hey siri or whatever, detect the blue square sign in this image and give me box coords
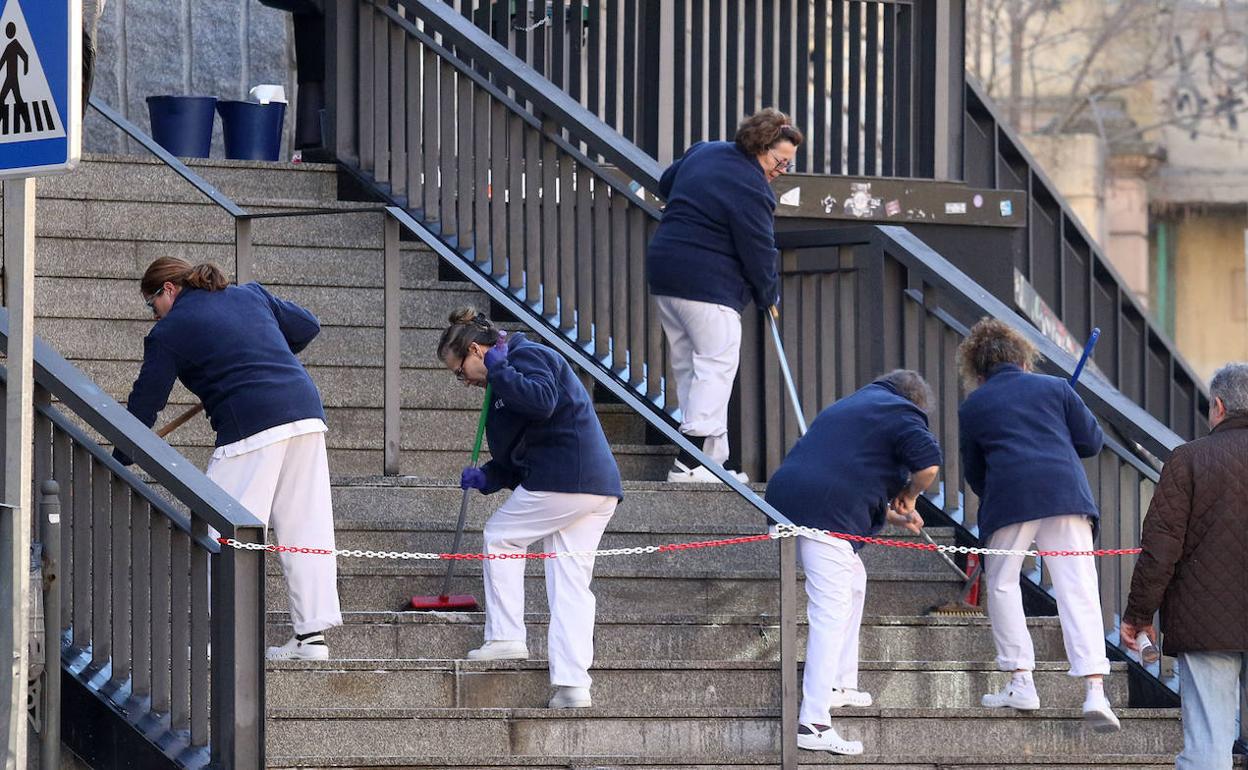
[0,0,79,179]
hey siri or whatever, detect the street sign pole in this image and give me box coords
[0,176,35,770]
[0,0,81,764]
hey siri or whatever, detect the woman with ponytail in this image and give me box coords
[438,307,622,709]
[116,256,342,661]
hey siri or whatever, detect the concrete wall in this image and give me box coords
[84,0,295,159]
[1171,210,1248,382]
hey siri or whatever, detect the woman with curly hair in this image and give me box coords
[646,108,803,483]
[956,318,1119,732]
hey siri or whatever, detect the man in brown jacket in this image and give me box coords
[1121,362,1248,770]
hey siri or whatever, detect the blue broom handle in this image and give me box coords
[1071,328,1100,385]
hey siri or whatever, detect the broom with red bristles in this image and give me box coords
[409,384,492,612]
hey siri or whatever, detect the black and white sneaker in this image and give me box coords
[267,631,329,661]
[796,723,864,755]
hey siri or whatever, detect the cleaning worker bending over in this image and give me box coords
[957,318,1119,732]
[115,257,342,660]
[765,370,941,756]
[438,307,622,709]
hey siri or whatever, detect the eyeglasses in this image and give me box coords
[768,151,793,173]
[144,286,165,317]
[453,359,469,383]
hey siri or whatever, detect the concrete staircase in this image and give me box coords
[17,155,1212,768]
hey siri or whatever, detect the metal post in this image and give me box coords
[383,213,401,475]
[235,218,255,285]
[1,177,36,770]
[38,481,60,770]
[209,522,265,768]
[930,0,965,181]
[778,535,799,770]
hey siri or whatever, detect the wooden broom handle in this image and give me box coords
[156,403,205,438]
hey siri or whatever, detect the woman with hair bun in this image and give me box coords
[115,256,342,661]
[647,107,803,483]
[437,306,621,709]
[956,318,1119,732]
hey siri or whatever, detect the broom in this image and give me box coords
[157,403,205,438]
[927,327,1102,618]
[409,384,491,612]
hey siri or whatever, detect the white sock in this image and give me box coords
[1085,678,1104,696]
[1011,671,1033,686]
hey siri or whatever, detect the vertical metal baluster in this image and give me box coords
[406,36,422,214]
[489,100,509,280]
[109,477,131,685]
[52,428,71,632]
[593,183,611,361]
[473,87,491,263]
[813,0,829,173]
[609,193,629,373]
[130,498,152,703]
[575,167,594,345]
[71,445,91,650]
[524,124,542,306]
[622,0,637,141]
[627,207,646,388]
[708,0,722,138]
[457,68,475,251]
[190,520,210,747]
[389,20,407,199]
[422,46,440,223]
[557,153,577,331]
[90,464,111,670]
[831,0,845,173]
[150,513,172,717]
[896,3,913,177]
[864,1,879,175]
[359,4,376,175]
[881,2,897,176]
[440,63,459,239]
[794,0,810,171]
[373,6,390,186]
[170,527,191,734]
[540,130,560,317]
[507,112,526,294]
[847,1,862,175]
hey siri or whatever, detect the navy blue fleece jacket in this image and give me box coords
[646,141,780,312]
[765,382,943,551]
[478,332,623,499]
[114,283,325,464]
[958,365,1104,542]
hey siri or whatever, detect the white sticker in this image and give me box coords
[778,186,801,206]
[945,202,967,214]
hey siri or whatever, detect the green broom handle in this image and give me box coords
[469,383,492,467]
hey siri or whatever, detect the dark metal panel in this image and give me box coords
[847,1,862,174]
[674,0,688,153]
[743,0,758,116]
[831,0,845,174]
[708,0,724,138]
[1062,234,1090,343]
[588,0,602,116]
[881,2,896,176]
[761,0,775,111]
[1029,183,1061,312]
[690,0,705,140]
[894,1,911,176]
[1119,307,1144,406]
[864,1,879,176]
[552,0,566,89]
[605,0,620,130]
[405,36,421,211]
[726,0,740,133]
[53,426,72,631]
[489,100,509,279]
[812,0,828,173]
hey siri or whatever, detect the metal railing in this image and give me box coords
[962,79,1210,440]
[430,0,963,176]
[0,314,266,769]
[766,225,1181,693]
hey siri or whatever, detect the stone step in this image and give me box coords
[264,707,1182,763]
[267,571,965,616]
[32,237,440,287]
[265,756,1237,770]
[34,154,341,206]
[265,659,1130,711]
[268,614,1046,664]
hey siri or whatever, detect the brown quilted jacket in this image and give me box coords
[1123,415,1248,653]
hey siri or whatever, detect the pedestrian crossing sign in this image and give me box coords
[0,0,79,179]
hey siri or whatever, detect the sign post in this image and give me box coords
[0,0,79,767]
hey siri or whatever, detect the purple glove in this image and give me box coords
[483,330,509,370]
[460,467,487,490]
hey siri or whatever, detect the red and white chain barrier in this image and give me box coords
[216,523,1141,561]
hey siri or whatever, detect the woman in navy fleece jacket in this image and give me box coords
[957,318,1118,732]
[116,257,341,661]
[646,108,802,483]
[439,307,621,710]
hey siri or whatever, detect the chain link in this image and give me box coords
[217,526,1141,561]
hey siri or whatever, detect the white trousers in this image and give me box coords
[798,533,867,726]
[206,430,343,635]
[984,514,1110,677]
[655,295,742,465]
[482,485,617,687]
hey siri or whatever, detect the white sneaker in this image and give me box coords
[666,460,749,484]
[466,640,530,661]
[1082,692,1121,733]
[266,633,329,661]
[829,688,873,708]
[548,685,592,708]
[796,724,864,755]
[981,676,1040,710]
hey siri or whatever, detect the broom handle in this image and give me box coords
[1070,328,1100,385]
[771,306,966,581]
[157,403,205,438]
[439,383,492,598]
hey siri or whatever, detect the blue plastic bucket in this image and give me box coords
[216,100,286,162]
[145,95,217,158]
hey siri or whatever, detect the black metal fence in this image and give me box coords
[962,80,1209,439]
[429,0,962,176]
